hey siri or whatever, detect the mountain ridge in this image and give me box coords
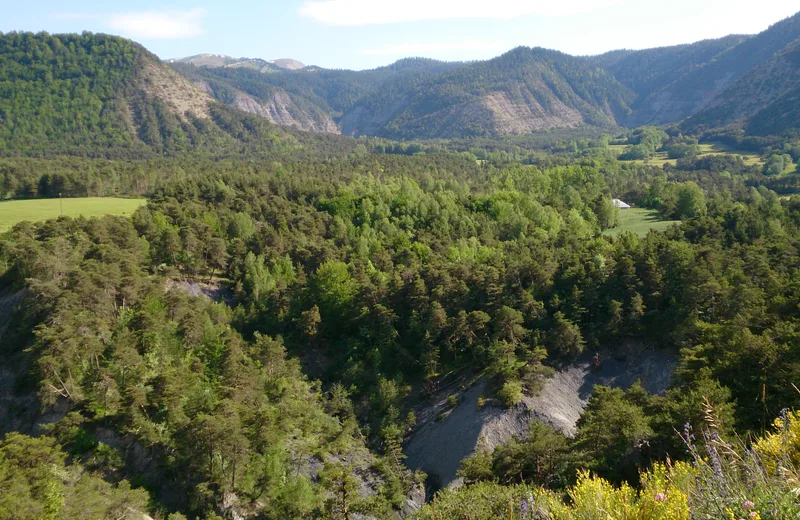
[169,53,306,72]
[0,32,365,158]
[166,11,800,138]
[4,9,800,155]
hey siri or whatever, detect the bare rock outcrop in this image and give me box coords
[483,91,584,134]
[138,61,213,119]
[233,89,340,134]
[403,342,675,491]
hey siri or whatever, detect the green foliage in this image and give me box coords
[0,32,364,159]
[572,386,654,483]
[498,380,524,407]
[619,144,652,160]
[666,142,700,159]
[423,409,800,518]
[460,421,570,489]
[673,181,707,219]
[0,433,150,520]
[548,312,585,357]
[0,215,400,518]
[630,127,669,152]
[763,153,795,175]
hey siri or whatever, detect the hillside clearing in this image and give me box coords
[0,197,146,232]
[603,208,680,237]
[610,142,765,167]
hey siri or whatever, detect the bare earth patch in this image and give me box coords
[403,342,675,491]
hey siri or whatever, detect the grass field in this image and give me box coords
[603,208,681,237]
[610,143,765,168]
[0,197,146,232]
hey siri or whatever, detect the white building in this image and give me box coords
[612,199,631,209]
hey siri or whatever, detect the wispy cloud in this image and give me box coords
[108,8,206,39]
[360,40,507,56]
[52,8,206,40]
[300,0,630,26]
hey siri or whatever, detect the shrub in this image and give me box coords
[498,380,524,407]
[416,411,800,520]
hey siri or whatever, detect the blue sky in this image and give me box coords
[3,0,799,70]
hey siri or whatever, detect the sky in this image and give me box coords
[3,0,800,70]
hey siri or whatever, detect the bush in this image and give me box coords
[498,380,524,407]
[620,144,651,160]
[666,143,700,159]
[417,411,800,520]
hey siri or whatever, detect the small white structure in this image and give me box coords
[612,199,631,209]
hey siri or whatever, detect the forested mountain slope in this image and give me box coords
[684,39,800,135]
[340,47,635,139]
[172,57,465,134]
[165,10,800,139]
[590,35,749,101]
[174,47,634,139]
[0,32,360,158]
[624,11,800,126]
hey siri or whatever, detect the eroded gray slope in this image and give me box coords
[403,342,675,489]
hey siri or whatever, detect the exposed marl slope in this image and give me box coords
[231,88,340,133]
[343,47,634,139]
[169,53,282,72]
[404,343,675,490]
[138,60,213,120]
[271,58,305,70]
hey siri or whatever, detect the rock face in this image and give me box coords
[482,90,584,134]
[231,89,340,134]
[138,61,213,120]
[403,343,675,492]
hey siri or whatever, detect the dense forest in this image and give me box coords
[3,147,800,517]
[2,25,800,520]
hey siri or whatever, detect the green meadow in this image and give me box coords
[603,207,681,237]
[0,197,146,232]
[610,142,765,168]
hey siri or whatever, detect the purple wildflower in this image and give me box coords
[743,500,755,510]
[654,493,667,503]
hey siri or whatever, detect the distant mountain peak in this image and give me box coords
[169,54,304,72]
[270,58,305,70]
